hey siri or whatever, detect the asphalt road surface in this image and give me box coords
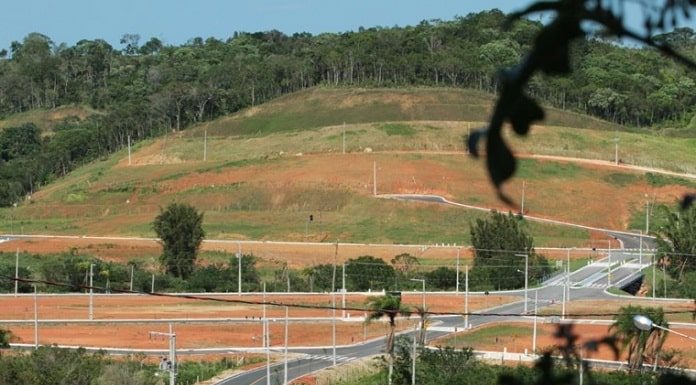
[215,247,648,385]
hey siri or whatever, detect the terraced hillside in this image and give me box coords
[1,88,694,247]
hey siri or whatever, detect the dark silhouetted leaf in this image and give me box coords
[680,193,695,210]
[509,94,545,136]
[467,129,487,158]
[486,129,516,189]
[538,42,571,74]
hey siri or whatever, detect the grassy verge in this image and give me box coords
[642,265,677,299]
[435,324,542,348]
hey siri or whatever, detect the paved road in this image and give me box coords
[215,247,649,385]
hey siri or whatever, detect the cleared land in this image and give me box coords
[540,299,696,323]
[435,322,696,366]
[1,89,694,248]
[1,293,516,349]
[0,293,516,320]
[0,235,613,270]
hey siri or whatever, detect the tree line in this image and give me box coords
[2,10,694,128]
[1,10,695,206]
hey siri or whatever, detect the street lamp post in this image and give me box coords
[633,315,696,342]
[607,240,612,286]
[634,314,696,370]
[236,243,242,296]
[410,279,425,310]
[455,248,460,294]
[515,254,529,313]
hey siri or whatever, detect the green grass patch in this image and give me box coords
[0,104,100,133]
[645,172,696,188]
[602,173,640,187]
[642,265,676,299]
[378,123,417,136]
[437,324,539,347]
[516,159,582,180]
[606,286,630,295]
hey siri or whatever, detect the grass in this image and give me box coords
[4,88,696,248]
[436,324,544,348]
[378,123,417,136]
[0,104,99,133]
[642,265,676,299]
[606,286,630,295]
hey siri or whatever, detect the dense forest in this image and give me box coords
[0,9,695,206]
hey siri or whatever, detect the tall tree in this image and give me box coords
[470,211,548,290]
[153,203,205,279]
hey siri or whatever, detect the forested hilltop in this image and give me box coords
[0,9,695,206]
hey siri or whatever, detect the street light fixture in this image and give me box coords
[633,315,696,342]
[515,253,529,313]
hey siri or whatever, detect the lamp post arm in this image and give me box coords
[652,324,696,343]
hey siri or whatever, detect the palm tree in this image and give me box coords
[610,305,668,370]
[365,294,411,385]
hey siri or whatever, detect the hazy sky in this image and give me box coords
[2,0,694,50]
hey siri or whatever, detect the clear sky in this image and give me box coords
[1,0,694,50]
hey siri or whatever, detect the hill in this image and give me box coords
[191,88,623,137]
[1,88,694,249]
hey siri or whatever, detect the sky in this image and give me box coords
[1,0,694,50]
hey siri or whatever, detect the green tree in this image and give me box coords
[390,253,420,278]
[153,203,205,279]
[424,267,457,290]
[346,255,396,291]
[365,293,411,385]
[0,328,11,349]
[610,305,668,370]
[470,211,548,290]
[656,205,696,281]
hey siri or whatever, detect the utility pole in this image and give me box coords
[411,323,417,385]
[653,253,656,299]
[607,240,612,286]
[342,262,346,319]
[566,248,571,305]
[33,284,38,349]
[14,248,19,296]
[464,265,469,329]
[532,289,538,354]
[265,322,270,385]
[129,265,134,292]
[284,275,289,385]
[151,273,155,293]
[614,137,619,165]
[638,230,643,266]
[561,272,567,321]
[150,324,177,385]
[237,243,242,296]
[373,161,377,196]
[284,304,289,385]
[127,135,132,166]
[515,254,529,313]
[646,200,650,233]
[520,180,526,215]
[455,248,460,294]
[203,129,207,161]
[89,263,94,321]
[262,282,266,347]
[331,241,338,366]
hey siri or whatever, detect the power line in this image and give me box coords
[2,275,694,319]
